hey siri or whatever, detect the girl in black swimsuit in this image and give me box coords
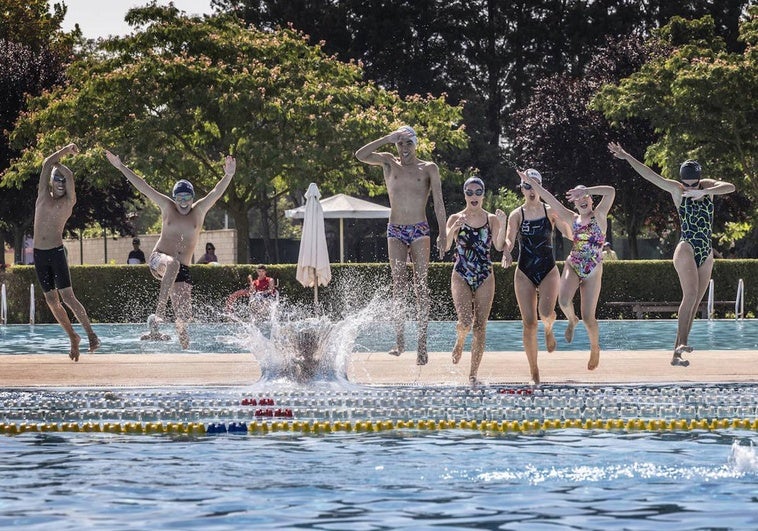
[496,169,560,385]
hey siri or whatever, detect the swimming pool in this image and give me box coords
[0,384,757,529]
[1,318,757,354]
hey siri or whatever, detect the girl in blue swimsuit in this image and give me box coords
[497,168,560,385]
[521,172,615,372]
[609,143,735,366]
[446,177,505,386]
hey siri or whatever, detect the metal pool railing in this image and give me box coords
[1,384,757,436]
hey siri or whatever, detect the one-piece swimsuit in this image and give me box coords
[454,219,493,292]
[517,204,556,287]
[566,216,604,280]
[678,194,714,267]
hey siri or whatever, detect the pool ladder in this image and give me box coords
[706,278,744,320]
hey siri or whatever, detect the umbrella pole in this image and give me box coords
[314,283,319,314]
[339,218,344,263]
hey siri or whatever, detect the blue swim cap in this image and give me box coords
[679,160,701,181]
[172,180,195,197]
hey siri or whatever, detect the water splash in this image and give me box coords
[727,440,758,474]
[231,276,396,387]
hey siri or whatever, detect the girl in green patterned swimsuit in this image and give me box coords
[609,143,735,367]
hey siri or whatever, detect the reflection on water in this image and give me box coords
[1,319,756,354]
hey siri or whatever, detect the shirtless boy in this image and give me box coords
[106,151,235,348]
[33,143,100,361]
[355,126,447,365]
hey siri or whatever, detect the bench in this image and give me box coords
[605,300,737,319]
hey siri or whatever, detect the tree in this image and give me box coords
[212,0,751,197]
[591,11,757,250]
[7,4,466,263]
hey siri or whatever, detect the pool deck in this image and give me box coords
[2,349,757,388]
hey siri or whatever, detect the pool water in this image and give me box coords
[1,319,757,354]
[1,417,756,529]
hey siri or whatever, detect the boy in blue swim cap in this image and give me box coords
[106,151,236,348]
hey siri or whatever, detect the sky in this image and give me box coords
[55,0,215,39]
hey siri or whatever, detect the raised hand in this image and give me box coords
[224,155,236,176]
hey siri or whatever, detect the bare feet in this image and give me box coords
[88,334,101,353]
[671,354,690,367]
[545,328,556,353]
[588,347,600,370]
[671,345,692,366]
[469,376,481,387]
[531,369,540,385]
[69,333,81,362]
[452,342,463,364]
[564,317,579,343]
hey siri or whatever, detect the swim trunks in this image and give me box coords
[33,246,71,292]
[148,251,193,285]
[387,221,431,246]
[678,195,714,267]
[517,204,556,287]
[454,219,493,292]
[566,216,604,280]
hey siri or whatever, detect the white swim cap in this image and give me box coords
[525,168,542,184]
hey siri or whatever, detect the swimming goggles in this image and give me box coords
[520,182,533,190]
[52,174,66,183]
[680,180,700,188]
[465,188,484,196]
[174,192,194,202]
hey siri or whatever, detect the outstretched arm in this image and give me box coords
[428,163,448,258]
[105,150,171,207]
[193,155,235,215]
[608,142,681,196]
[686,178,736,199]
[39,143,78,197]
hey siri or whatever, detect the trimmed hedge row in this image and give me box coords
[0,260,754,324]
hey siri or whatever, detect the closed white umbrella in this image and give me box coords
[295,183,331,307]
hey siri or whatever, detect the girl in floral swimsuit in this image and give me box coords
[445,177,504,386]
[609,143,735,366]
[521,173,615,372]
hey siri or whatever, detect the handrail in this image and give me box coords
[707,279,715,320]
[29,283,35,325]
[1,282,7,325]
[735,278,745,320]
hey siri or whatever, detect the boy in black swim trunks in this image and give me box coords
[33,143,100,361]
[106,150,235,349]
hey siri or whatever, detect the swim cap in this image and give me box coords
[172,179,195,197]
[395,125,418,146]
[463,177,485,190]
[679,160,702,181]
[525,168,542,184]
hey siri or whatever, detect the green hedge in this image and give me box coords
[0,260,754,324]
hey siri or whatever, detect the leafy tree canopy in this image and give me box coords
[592,11,757,206]
[7,3,466,262]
